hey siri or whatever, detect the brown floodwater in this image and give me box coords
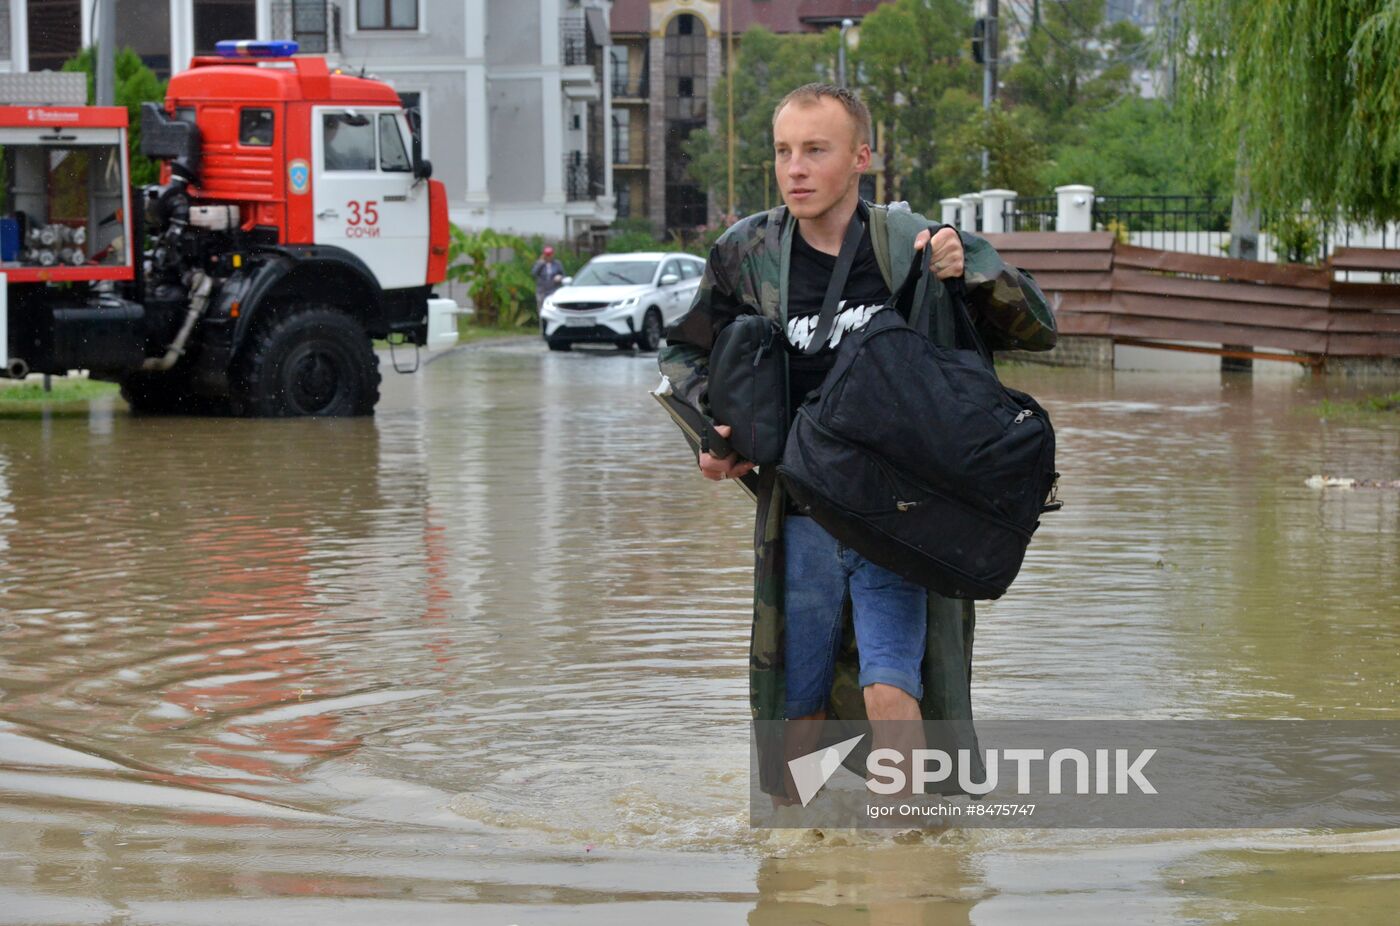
[0,340,1397,924]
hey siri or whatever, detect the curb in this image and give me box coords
[373,335,539,370]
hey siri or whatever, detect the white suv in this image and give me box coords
[539,251,705,352]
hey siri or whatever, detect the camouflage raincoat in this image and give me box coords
[658,202,1057,795]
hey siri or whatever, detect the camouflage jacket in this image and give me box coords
[657,202,1056,796]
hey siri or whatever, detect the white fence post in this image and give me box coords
[940,198,962,227]
[959,193,982,232]
[1056,184,1095,232]
[980,189,1016,234]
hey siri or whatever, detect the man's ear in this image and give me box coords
[854,143,872,174]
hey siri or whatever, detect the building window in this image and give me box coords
[116,0,173,79]
[193,0,257,56]
[27,0,82,73]
[289,0,334,54]
[664,13,708,228]
[611,110,630,164]
[358,0,417,30]
[616,182,631,219]
[239,108,274,146]
[609,46,629,95]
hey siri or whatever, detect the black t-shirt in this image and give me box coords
[785,223,891,409]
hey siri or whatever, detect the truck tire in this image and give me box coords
[120,372,227,416]
[232,307,380,417]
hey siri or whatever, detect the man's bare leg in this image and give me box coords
[864,683,924,800]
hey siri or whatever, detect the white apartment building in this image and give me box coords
[1,0,615,240]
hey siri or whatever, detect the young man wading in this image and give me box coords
[658,84,1057,806]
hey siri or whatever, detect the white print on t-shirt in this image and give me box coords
[786,300,884,351]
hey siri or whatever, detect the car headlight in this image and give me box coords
[609,295,641,309]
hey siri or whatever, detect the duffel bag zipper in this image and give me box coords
[1014,409,1033,424]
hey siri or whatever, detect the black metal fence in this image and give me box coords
[565,153,603,201]
[562,17,589,66]
[1092,195,1231,255]
[270,0,340,56]
[1003,195,1057,232]
[611,74,648,98]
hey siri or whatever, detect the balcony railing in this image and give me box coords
[270,0,341,56]
[610,74,648,98]
[565,153,604,201]
[562,16,589,66]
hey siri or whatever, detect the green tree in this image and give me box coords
[853,0,981,209]
[62,47,167,185]
[1038,96,1231,197]
[1000,0,1145,149]
[684,26,836,217]
[1178,0,1400,224]
[936,100,1049,198]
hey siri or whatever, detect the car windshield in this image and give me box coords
[572,260,658,286]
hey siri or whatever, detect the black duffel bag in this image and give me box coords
[779,233,1058,600]
[708,312,788,465]
[708,206,868,466]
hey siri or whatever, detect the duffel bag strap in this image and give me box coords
[907,225,995,367]
[801,204,867,356]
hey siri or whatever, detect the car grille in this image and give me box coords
[555,301,611,311]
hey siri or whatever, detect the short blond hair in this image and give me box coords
[772,83,873,149]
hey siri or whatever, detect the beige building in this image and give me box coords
[609,0,888,233]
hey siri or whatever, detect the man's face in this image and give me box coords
[773,97,870,221]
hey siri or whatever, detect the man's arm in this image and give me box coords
[657,237,757,480]
[959,232,1057,352]
[657,239,745,423]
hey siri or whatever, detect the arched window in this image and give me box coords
[664,13,708,229]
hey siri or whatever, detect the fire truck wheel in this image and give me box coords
[634,308,664,352]
[233,308,381,417]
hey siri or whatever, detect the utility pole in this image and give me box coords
[980,0,999,179]
[838,18,854,88]
[95,0,116,106]
[726,0,735,219]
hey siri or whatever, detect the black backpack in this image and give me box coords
[778,237,1059,600]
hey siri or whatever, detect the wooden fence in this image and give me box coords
[982,232,1400,361]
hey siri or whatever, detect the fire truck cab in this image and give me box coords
[0,42,457,416]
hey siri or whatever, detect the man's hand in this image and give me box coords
[698,424,755,481]
[914,226,964,280]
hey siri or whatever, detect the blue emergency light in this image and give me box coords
[215,40,299,58]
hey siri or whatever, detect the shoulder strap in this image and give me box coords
[801,205,867,356]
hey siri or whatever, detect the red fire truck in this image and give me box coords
[0,42,457,416]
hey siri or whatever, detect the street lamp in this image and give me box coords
[838,18,855,88]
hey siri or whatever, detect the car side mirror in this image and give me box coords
[561,276,573,286]
[660,273,680,286]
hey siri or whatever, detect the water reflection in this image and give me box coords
[0,344,1396,923]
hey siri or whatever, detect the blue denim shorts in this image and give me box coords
[783,515,927,719]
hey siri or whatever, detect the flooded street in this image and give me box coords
[1,340,1398,924]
